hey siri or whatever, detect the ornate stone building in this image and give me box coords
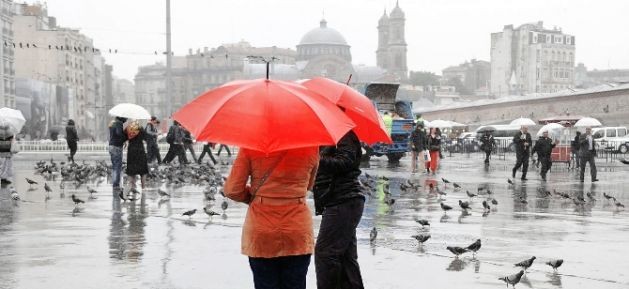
[376,1,408,81]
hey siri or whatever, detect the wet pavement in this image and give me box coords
[1,152,628,289]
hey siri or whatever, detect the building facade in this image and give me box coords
[376,1,408,81]
[1,0,15,108]
[296,19,353,82]
[490,21,575,97]
[442,59,490,96]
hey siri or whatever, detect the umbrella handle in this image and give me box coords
[346,74,352,85]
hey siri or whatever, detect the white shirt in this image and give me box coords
[587,135,593,150]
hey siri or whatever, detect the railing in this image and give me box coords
[15,141,237,154]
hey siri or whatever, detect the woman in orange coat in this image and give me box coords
[224,147,319,289]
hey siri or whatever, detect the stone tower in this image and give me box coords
[376,1,408,81]
[376,9,389,69]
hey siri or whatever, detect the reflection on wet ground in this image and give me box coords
[0,154,628,289]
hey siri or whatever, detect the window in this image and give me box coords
[606,129,616,138]
[618,128,627,137]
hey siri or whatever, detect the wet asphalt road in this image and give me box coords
[0,152,628,289]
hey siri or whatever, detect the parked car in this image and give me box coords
[591,126,629,153]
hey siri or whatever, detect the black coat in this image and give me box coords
[426,134,441,151]
[578,134,596,157]
[65,125,78,143]
[313,131,364,215]
[512,131,532,154]
[532,137,556,158]
[410,129,427,151]
[480,134,495,152]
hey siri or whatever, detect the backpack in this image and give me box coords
[166,127,175,144]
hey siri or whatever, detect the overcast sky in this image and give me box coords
[39,0,629,81]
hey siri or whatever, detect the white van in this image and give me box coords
[591,127,629,153]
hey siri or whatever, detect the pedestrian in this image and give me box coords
[145,116,162,165]
[313,130,365,289]
[410,122,427,173]
[579,127,598,182]
[215,143,231,157]
[163,121,187,165]
[425,127,442,175]
[109,117,127,193]
[197,142,217,165]
[531,130,559,181]
[0,128,17,185]
[65,119,79,163]
[382,111,393,135]
[512,126,532,180]
[124,121,149,195]
[182,128,198,162]
[571,131,581,169]
[224,146,319,289]
[480,130,495,164]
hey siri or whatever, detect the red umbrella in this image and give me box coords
[173,78,356,153]
[302,77,392,144]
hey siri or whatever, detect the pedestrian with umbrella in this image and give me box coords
[174,75,355,289]
[0,108,24,186]
[579,127,599,182]
[512,126,533,180]
[123,121,149,196]
[65,119,78,163]
[532,130,559,181]
[480,130,495,164]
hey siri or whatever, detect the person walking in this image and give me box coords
[512,126,532,180]
[215,143,231,157]
[0,129,17,186]
[224,146,319,289]
[163,121,187,165]
[425,127,442,175]
[410,123,427,173]
[571,131,581,169]
[480,130,495,164]
[182,128,198,163]
[109,117,127,193]
[313,130,365,289]
[579,127,598,182]
[531,130,559,181]
[197,142,217,165]
[65,119,79,163]
[145,116,161,165]
[124,121,149,197]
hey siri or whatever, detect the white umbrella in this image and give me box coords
[574,117,602,127]
[448,121,466,127]
[536,123,564,138]
[0,107,26,136]
[108,103,151,120]
[510,117,536,126]
[427,119,452,128]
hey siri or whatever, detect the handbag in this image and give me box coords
[424,149,431,161]
[248,152,287,203]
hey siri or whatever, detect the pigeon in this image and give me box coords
[518,197,528,204]
[412,234,431,244]
[499,270,524,288]
[603,192,615,201]
[203,207,220,218]
[586,192,596,202]
[546,259,564,271]
[515,256,536,271]
[615,200,625,209]
[508,179,514,185]
[384,198,395,206]
[158,188,170,198]
[490,198,499,205]
[453,182,461,189]
[446,246,468,257]
[71,194,84,205]
[440,202,453,213]
[572,196,586,207]
[221,200,229,212]
[10,189,20,201]
[118,190,127,201]
[466,239,482,256]
[466,190,477,198]
[182,209,197,218]
[442,178,451,184]
[44,183,52,193]
[26,177,38,187]
[482,200,491,211]
[459,200,471,211]
[370,227,378,244]
[415,218,430,228]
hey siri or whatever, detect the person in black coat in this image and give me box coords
[65,119,79,163]
[512,126,532,180]
[410,123,427,173]
[480,130,495,164]
[532,130,558,181]
[571,131,581,169]
[313,130,365,289]
[579,127,598,182]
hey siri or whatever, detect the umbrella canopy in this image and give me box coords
[0,107,26,136]
[302,77,392,144]
[173,78,356,153]
[108,103,151,120]
[448,121,466,127]
[510,117,536,126]
[427,119,452,128]
[574,117,602,127]
[536,123,564,138]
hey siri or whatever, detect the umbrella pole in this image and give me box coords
[346,74,352,85]
[266,61,270,80]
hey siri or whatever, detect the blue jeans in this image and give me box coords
[249,254,311,289]
[109,145,123,189]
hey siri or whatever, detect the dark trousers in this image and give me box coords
[198,144,217,164]
[163,144,187,164]
[67,141,77,162]
[484,150,491,163]
[184,143,197,162]
[539,156,552,179]
[146,140,161,164]
[249,254,311,289]
[512,151,529,178]
[216,144,231,156]
[315,197,365,289]
[580,152,597,181]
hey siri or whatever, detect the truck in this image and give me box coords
[355,82,415,162]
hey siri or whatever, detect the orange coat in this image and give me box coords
[224,147,319,258]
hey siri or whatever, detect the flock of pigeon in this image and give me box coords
[360,173,623,288]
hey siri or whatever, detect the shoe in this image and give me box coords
[512,170,516,178]
[541,177,546,181]
[592,179,599,182]
[521,178,528,181]
[580,179,584,182]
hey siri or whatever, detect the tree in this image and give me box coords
[446,77,472,95]
[408,71,440,87]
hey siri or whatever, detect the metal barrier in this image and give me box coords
[15,141,238,154]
